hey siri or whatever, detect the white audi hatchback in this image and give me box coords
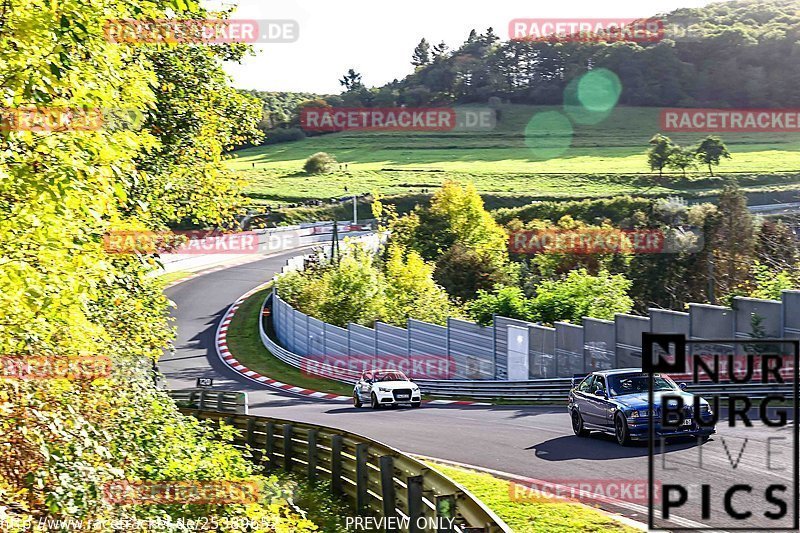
[353,369,422,409]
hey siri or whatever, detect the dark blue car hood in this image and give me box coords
[613,390,702,409]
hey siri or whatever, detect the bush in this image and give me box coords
[304,152,337,174]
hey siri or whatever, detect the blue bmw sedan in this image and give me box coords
[568,369,716,445]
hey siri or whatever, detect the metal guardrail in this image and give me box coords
[168,389,249,414]
[181,409,512,533]
[413,378,795,401]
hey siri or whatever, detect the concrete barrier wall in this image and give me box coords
[269,246,800,379]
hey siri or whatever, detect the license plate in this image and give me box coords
[396,395,409,400]
[683,419,693,426]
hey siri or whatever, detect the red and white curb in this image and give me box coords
[215,287,491,406]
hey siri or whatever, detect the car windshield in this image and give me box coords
[373,371,408,382]
[607,373,677,396]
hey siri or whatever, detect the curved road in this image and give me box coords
[160,248,796,531]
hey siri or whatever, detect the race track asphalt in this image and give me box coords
[160,248,798,531]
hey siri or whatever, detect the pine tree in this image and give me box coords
[412,38,431,67]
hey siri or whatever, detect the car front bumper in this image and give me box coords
[374,389,421,404]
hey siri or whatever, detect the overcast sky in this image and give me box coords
[208,0,720,94]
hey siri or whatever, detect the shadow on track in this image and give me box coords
[527,433,712,461]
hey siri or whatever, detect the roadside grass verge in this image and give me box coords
[156,270,193,285]
[224,287,355,397]
[426,462,640,533]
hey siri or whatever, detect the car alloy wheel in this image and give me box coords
[615,413,631,446]
[371,393,381,409]
[353,393,362,408]
[572,409,589,437]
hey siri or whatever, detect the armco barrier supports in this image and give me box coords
[266,422,276,469]
[649,308,690,336]
[307,429,318,482]
[379,456,397,532]
[615,314,649,369]
[331,435,343,495]
[782,291,800,338]
[283,424,293,472]
[356,443,369,514]
[555,322,584,377]
[407,475,424,533]
[529,324,556,378]
[583,318,615,371]
[436,495,457,533]
[733,296,782,338]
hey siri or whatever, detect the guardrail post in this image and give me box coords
[355,443,369,514]
[407,475,424,533]
[188,389,196,407]
[307,429,318,483]
[379,456,397,532]
[283,424,293,472]
[331,434,343,495]
[266,422,276,470]
[199,389,206,410]
[435,495,457,533]
[217,393,224,411]
[246,418,261,463]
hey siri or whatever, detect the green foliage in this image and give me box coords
[466,270,632,326]
[389,181,512,300]
[531,269,633,325]
[668,147,697,177]
[435,244,516,302]
[274,244,458,327]
[0,0,315,529]
[303,152,337,174]
[467,286,533,326]
[695,136,732,176]
[647,134,676,176]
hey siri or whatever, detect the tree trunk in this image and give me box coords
[708,163,713,176]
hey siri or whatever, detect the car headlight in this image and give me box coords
[635,409,654,417]
[378,387,391,392]
[629,410,638,418]
[411,386,419,392]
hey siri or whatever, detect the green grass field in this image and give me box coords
[229,105,800,206]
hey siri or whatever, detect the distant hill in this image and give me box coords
[360,0,800,108]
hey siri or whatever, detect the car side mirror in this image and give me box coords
[679,382,688,391]
[594,389,605,397]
